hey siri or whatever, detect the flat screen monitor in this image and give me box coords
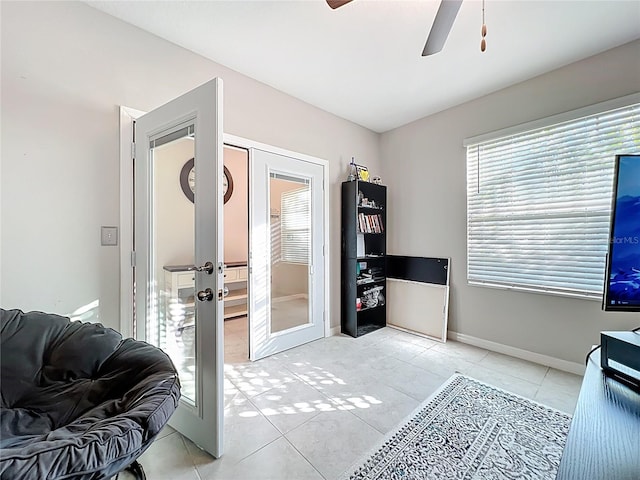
[603,154,640,312]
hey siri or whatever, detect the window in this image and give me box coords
[280,185,311,264]
[465,98,640,298]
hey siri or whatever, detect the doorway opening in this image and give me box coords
[223,145,324,364]
[222,144,250,364]
[120,106,329,364]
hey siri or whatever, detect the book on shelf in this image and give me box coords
[357,213,366,233]
[356,273,374,285]
[357,213,384,234]
[356,233,365,257]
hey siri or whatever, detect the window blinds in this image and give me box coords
[281,186,311,264]
[466,102,640,298]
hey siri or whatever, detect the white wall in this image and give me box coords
[153,143,249,269]
[0,2,380,330]
[153,139,196,276]
[380,40,640,365]
[224,147,249,264]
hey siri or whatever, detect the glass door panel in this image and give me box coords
[249,148,325,360]
[270,174,310,333]
[151,127,197,405]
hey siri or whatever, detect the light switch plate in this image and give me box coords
[101,226,118,246]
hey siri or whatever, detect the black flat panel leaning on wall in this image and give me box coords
[386,256,449,285]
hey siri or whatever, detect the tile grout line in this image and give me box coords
[280,434,330,480]
[179,433,205,480]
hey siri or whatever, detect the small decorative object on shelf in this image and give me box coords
[372,176,382,185]
[347,157,357,181]
[356,164,369,182]
[358,193,380,209]
[362,285,385,309]
[346,156,370,182]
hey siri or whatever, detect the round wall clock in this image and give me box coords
[223,166,233,204]
[180,158,234,204]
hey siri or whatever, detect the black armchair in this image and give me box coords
[0,309,181,480]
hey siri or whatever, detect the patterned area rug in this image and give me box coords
[342,374,572,480]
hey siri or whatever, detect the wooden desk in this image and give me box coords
[556,349,640,480]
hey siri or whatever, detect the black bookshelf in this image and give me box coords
[341,180,387,337]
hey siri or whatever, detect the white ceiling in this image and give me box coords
[87,1,640,133]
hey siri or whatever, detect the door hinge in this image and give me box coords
[131,142,136,158]
[130,251,136,267]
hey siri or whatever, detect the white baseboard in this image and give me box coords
[388,324,445,344]
[329,325,341,336]
[272,293,307,304]
[447,331,585,376]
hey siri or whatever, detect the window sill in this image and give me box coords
[467,280,603,302]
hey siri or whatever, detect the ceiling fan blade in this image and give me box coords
[422,0,463,56]
[326,0,353,9]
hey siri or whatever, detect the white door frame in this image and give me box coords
[249,147,326,360]
[227,134,331,343]
[119,117,330,342]
[119,106,144,338]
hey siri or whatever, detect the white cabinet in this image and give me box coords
[163,263,248,321]
[223,264,248,319]
[164,270,197,296]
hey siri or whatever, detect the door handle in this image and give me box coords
[197,288,214,302]
[188,261,214,274]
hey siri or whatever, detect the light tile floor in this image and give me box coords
[133,322,583,480]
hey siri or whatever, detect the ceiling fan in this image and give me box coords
[327,0,467,56]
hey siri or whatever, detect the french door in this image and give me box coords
[134,79,224,457]
[249,148,325,360]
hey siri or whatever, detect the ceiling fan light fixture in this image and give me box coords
[326,0,353,10]
[480,0,487,52]
[422,0,464,56]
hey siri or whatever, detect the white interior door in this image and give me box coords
[249,148,325,360]
[134,79,224,457]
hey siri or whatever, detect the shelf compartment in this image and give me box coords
[353,308,386,337]
[356,212,384,234]
[356,277,386,286]
[224,304,248,319]
[356,303,385,313]
[356,323,385,337]
[225,288,248,302]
